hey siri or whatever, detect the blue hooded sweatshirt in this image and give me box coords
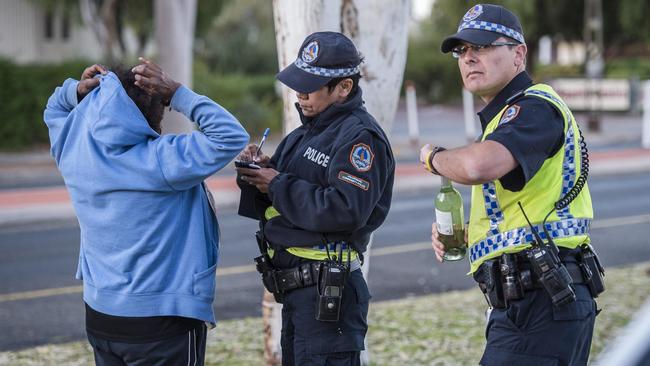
[43,72,249,323]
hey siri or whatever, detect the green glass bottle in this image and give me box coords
[434,176,467,261]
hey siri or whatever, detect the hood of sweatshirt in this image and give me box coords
[84,72,160,149]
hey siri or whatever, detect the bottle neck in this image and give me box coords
[440,176,452,188]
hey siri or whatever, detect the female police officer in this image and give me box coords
[236,31,394,365]
[420,4,602,366]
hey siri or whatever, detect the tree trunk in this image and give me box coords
[271,1,410,364]
[154,0,197,134]
[262,290,282,365]
[79,0,110,60]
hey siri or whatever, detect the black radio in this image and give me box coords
[315,260,348,322]
[518,203,576,307]
[526,243,575,306]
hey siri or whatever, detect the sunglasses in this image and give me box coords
[451,41,520,58]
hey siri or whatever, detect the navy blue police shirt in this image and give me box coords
[478,72,565,192]
[238,87,395,269]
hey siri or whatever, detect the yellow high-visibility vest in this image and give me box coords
[467,84,593,273]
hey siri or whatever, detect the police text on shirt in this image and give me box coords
[303,146,330,167]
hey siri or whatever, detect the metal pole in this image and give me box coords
[405,81,420,147]
[462,88,477,142]
[643,80,650,149]
[593,299,650,365]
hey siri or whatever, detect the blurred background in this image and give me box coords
[1,0,650,365]
[2,0,650,149]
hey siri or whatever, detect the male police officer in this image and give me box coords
[236,31,394,365]
[420,4,604,366]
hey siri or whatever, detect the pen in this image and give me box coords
[255,128,270,157]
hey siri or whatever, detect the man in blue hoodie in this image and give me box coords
[44,59,249,365]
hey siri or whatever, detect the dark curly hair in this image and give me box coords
[112,65,164,134]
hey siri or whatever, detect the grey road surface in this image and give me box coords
[1,172,650,351]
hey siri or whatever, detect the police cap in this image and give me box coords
[277,31,362,94]
[441,4,525,53]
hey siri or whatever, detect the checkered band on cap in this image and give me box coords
[294,58,360,78]
[468,218,591,264]
[458,20,525,43]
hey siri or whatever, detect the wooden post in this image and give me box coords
[462,88,477,142]
[643,80,650,149]
[405,81,420,147]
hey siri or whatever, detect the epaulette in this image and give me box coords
[505,89,527,106]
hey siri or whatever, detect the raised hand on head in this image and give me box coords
[131,57,180,105]
[77,64,107,100]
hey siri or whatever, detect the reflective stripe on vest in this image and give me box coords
[526,89,578,219]
[469,217,591,265]
[478,89,578,231]
[481,181,504,236]
[286,242,359,262]
[263,206,359,261]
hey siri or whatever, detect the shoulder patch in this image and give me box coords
[338,171,369,191]
[349,143,374,172]
[499,104,521,125]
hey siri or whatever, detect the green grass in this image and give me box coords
[1,261,649,365]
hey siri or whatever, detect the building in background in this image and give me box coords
[0,0,101,64]
[538,35,586,66]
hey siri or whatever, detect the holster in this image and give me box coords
[253,231,326,303]
[577,244,606,298]
[474,259,506,309]
[254,231,284,303]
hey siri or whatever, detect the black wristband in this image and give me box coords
[428,146,446,175]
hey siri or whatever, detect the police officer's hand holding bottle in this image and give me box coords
[420,144,467,261]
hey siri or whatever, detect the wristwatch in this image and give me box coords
[425,146,446,175]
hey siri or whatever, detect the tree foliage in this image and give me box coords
[30,0,227,63]
[406,0,650,103]
[197,0,278,74]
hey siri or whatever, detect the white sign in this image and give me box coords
[550,78,631,112]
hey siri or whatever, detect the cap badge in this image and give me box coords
[463,4,483,22]
[301,41,319,63]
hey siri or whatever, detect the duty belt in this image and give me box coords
[254,231,361,301]
[475,260,586,285]
[256,257,361,295]
[473,251,590,309]
[262,262,321,294]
